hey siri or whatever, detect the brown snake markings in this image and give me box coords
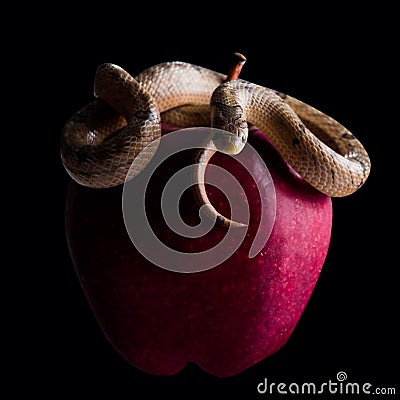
[61,61,371,227]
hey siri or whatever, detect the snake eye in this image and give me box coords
[241,133,246,143]
[213,115,225,127]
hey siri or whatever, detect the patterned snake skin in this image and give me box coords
[61,60,371,225]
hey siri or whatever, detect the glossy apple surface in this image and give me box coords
[65,124,332,376]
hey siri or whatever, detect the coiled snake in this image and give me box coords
[61,56,371,227]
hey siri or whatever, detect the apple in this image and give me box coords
[65,123,332,377]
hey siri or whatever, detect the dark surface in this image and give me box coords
[20,9,397,399]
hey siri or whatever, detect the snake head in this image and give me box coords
[210,102,248,155]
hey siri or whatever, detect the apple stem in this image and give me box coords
[225,52,247,82]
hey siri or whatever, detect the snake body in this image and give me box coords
[210,79,370,197]
[61,60,370,225]
[61,62,225,188]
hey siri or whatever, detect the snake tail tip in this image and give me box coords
[219,217,248,229]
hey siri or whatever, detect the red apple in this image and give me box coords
[65,123,332,377]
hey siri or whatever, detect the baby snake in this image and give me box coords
[61,58,371,227]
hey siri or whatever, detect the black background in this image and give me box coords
[21,6,397,399]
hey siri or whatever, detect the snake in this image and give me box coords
[61,58,371,227]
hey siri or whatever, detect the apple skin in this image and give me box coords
[65,123,332,377]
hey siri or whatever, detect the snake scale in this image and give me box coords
[61,58,371,226]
